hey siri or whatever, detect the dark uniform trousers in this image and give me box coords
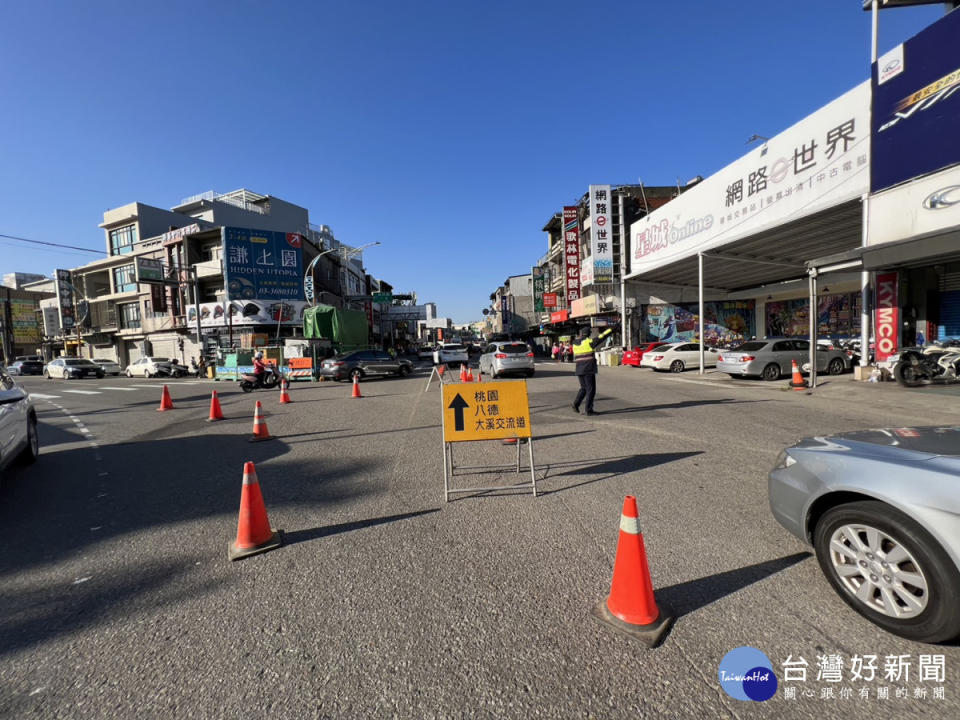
[574,374,597,413]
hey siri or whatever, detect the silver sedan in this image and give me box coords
[717,338,849,380]
[769,427,960,642]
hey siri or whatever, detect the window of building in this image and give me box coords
[119,302,141,329]
[112,264,137,294]
[109,225,138,255]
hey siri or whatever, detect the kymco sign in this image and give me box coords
[875,272,899,362]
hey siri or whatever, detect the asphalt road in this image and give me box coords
[1,363,958,719]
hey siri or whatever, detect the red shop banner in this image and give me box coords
[563,206,581,304]
[875,272,899,362]
[543,292,557,308]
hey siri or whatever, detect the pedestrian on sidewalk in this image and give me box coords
[551,342,560,363]
[572,325,614,416]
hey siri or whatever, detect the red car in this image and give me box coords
[622,342,670,367]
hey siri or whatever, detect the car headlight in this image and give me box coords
[773,450,797,469]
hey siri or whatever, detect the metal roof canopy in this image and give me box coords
[626,199,863,292]
[808,226,960,275]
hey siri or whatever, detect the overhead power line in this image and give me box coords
[0,232,105,256]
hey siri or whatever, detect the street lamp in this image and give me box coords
[303,241,381,306]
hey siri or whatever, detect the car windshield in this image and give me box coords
[151,358,169,363]
[499,343,529,354]
[94,359,115,364]
[443,345,465,351]
[65,359,97,366]
[734,342,769,352]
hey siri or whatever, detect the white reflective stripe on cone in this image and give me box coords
[620,514,640,535]
[242,471,259,486]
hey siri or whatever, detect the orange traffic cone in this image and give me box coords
[228,461,282,561]
[249,400,273,442]
[789,359,808,390]
[351,375,362,398]
[206,390,224,422]
[592,496,674,647]
[476,367,482,382]
[279,378,292,404]
[459,363,467,382]
[157,384,174,412]
[465,365,474,382]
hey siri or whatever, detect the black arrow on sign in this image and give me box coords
[447,393,469,432]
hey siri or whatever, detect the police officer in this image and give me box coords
[572,324,614,415]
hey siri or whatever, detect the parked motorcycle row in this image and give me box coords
[891,339,960,388]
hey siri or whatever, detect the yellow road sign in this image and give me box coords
[442,381,532,442]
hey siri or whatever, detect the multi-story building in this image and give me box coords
[1,285,53,361]
[536,184,681,343]
[61,189,377,366]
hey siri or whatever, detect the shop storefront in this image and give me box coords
[809,8,960,362]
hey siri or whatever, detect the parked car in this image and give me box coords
[92,358,123,376]
[639,342,718,372]
[7,359,44,376]
[769,426,960,642]
[716,338,850,380]
[622,342,669,367]
[0,366,38,476]
[418,346,437,360]
[478,341,535,378]
[124,356,175,378]
[44,358,105,379]
[433,343,469,366]
[318,350,414,381]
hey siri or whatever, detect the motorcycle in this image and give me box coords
[155,363,187,378]
[239,366,281,393]
[891,340,960,387]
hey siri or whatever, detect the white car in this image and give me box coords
[418,346,436,360]
[640,342,719,372]
[93,358,123,376]
[44,357,105,379]
[433,343,469,366]
[0,366,38,476]
[125,356,175,378]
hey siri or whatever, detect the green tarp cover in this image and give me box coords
[302,305,369,348]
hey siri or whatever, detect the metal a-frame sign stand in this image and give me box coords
[424,363,447,392]
[440,380,537,502]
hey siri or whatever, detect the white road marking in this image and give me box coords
[72,577,91,585]
[130,384,162,389]
[100,386,137,391]
[28,393,60,399]
[62,390,101,395]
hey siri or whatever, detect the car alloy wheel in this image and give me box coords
[399,365,411,376]
[669,360,685,373]
[20,415,39,464]
[351,369,364,381]
[762,363,780,381]
[814,501,960,643]
[828,358,844,376]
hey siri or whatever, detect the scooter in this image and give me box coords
[155,363,188,379]
[892,340,960,387]
[239,366,281,393]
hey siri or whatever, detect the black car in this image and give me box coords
[317,350,414,381]
[8,360,44,376]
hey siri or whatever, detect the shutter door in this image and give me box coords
[126,341,142,364]
[938,271,960,339]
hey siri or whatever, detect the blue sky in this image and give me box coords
[0,1,944,324]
